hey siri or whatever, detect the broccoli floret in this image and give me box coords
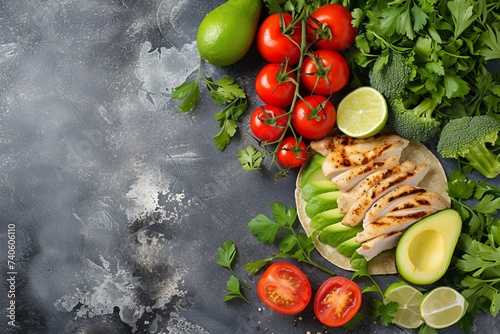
[388,97,442,142]
[369,51,411,100]
[437,115,500,179]
[369,51,441,142]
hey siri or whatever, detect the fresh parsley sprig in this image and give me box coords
[172,64,248,151]
[245,202,336,276]
[216,240,250,303]
[446,170,500,317]
[206,77,248,151]
[171,57,202,113]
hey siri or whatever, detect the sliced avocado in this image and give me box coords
[309,208,344,230]
[336,237,362,257]
[305,191,341,218]
[301,180,338,202]
[300,154,328,188]
[319,223,363,248]
[395,209,462,285]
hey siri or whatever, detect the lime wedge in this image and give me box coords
[384,281,424,329]
[336,86,388,138]
[420,286,468,329]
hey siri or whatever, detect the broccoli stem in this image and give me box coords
[463,144,500,178]
[413,98,438,119]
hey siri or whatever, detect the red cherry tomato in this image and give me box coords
[276,137,307,168]
[307,4,357,51]
[291,95,336,140]
[257,262,312,314]
[314,276,362,327]
[255,63,296,108]
[257,13,302,65]
[301,49,350,95]
[250,106,289,143]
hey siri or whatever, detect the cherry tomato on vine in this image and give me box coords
[313,276,362,327]
[255,63,296,108]
[307,4,357,51]
[291,95,336,140]
[257,13,302,65]
[276,137,307,168]
[250,105,289,143]
[257,262,312,314]
[301,49,350,96]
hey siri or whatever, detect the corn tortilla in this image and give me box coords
[295,138,449,275]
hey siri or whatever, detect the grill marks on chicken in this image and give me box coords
[355,209,437,243]
[341,163,431,226]
[337,160,416,213]
[313,134,410,178]
[309,133,450,261]
[332,155,400,193]
[364,189,449,226]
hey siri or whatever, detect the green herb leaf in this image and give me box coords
[205,76,246,105]
[378,301,398,326]
[247,213,282,244]
[448,0,477,39]
[244,259,272,275]
[419,324,439,334]
[479,26,500,60]
[224,276,249,303]
[342,312,364,329]
[447,170,475,199]
[238,146,264,171]
[213,98,248,151]
[216,240,237,269]
[245,202,336,276]
[172,81,200,112]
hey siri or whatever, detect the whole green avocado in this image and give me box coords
[196,0,262,67]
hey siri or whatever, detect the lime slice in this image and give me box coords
[336,86,388,138]
[384,281,424,329]
[420,287,468,329]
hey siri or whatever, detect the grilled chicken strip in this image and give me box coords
[332,155,400,193]
[320,135,410,178]
[311,134,409,157]
[364,188,449,226]
[341,164,431,226]
[356,231,403,261]
[355,208,437,243]
[337,161,416,213]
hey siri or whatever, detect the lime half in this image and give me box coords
[420,287,468,329]
[336,86,388,138]
[384,281,424,329]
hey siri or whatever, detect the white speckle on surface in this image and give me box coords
[135,41,199,111]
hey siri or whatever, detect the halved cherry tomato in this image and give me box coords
[255,63,296,108]
[276,137,307,168]
[291,95,336,140]
[250,105,289,143]
[313,276,362,327]
[307,4,357,51]
[257,262,312,314]
[301,49,350,95]
[257,13,302,65]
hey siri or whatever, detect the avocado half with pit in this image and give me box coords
[395,209,462,285]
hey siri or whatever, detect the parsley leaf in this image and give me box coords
[448,0,477,39]
[237,146,264,171]
[224,276,249,303]
[205,76,246,105]
[216,240,250,292]
[419,324,439,334]
[246,202,335,276]
[446,172,500,317]
[171,57,202,112]
[208,78,248,152]
[480,26,500,60]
